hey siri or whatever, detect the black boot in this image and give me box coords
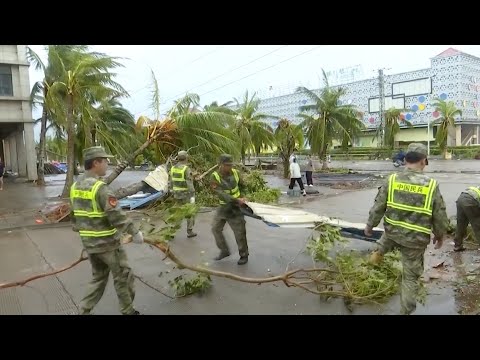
[214,251,230,260]
[126,310,141,315]
[187,232,197,238]
[237,256,248,265]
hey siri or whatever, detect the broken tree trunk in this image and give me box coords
[104,135,158,185]
[114,181,149,200]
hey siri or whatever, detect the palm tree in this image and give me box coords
[275,118,304,178]
[297,69,364,169]
[232,91,274,164]
[432,98,462,159]
[74,96,138,164]
[203,100,234,112]
[48,50,128,198]
[28,45,89,185]
[375,108,412,149]
[104,73,239,185]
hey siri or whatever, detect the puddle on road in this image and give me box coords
[423,240,480,315]
[449,247,480,315]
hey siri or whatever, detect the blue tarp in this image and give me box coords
[118,191,166,210]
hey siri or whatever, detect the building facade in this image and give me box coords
[0,45,37,180]
[256,48,480,148]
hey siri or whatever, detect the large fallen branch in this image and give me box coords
[0,237,361,302]
[150,241,346,297]
[0,251,88,290]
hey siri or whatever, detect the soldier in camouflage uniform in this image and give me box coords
[364,143,448,315]
[453,184,480,251]
[169,150,197,238]
[210,154,249,265]
[70,146,144,315]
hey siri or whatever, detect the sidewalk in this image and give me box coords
[0,194,465,315]
[0,171,477,315]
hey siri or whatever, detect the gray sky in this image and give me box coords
[28,45,480,140]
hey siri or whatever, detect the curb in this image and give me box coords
[0,222,72,233]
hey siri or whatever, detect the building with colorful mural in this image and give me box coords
[256,47,480,148]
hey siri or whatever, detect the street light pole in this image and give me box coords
[427,118,430,156]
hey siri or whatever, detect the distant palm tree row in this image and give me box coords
[28,46,463,195]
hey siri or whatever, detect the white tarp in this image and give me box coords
[143,165,169,192]
[245,201,383,233]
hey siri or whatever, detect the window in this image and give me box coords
[0,65,13,96]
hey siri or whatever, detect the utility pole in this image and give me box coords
[378,69,385,148]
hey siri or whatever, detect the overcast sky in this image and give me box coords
[27,45,480,139]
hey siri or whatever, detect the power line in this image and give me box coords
[155,45,225,84]
[198,45,323,98]
[127,46,226,106]
[160,45,289,106]
[137,45,324,117]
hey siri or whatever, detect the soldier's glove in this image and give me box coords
[190,197,195,204]
[132,231,144,244]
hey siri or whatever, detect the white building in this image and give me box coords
[0,45,37,180]
[256,48,480,148]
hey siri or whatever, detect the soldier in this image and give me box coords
[453,184,480,252]
[70,146,144,315]
[210,154,249,265]
[169,150,197,238]
[364,143,448,315]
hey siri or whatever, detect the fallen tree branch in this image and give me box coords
[145,240,354,298]
[0,251,88,290]
[133,275,176,299]
[0,238,342,297]
[0,236,392,306]
[193,164,218,182]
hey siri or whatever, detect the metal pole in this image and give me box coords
[378,69,385,147]
[427,119,430,156]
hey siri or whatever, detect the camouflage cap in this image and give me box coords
[83,146,114,161]
[177,150,188,160]
[219,154,234,165]
[406,143,428,158]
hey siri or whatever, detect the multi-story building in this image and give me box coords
[257,47,480,148]
[0,45,37,180]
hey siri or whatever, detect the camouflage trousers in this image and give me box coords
[81,246,135,315]
[455,192,480,247]
[212,208,249,258]
[377,235,425,315]
[174,197,195,234]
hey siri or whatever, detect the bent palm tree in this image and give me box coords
[105,73,239,185]
[28,45,89,185]
[275,118,304,178]
[232,91,274,164]
[48,51,128,197]
[297,69,364,169]
[375,108,412,149]
[432,99,462,159]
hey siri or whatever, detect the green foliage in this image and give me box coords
[144,198,199,243]
[333,251,402,303]
[195,166,281,207]
[306,223,403,305]
[307,223,347,262]
[244,170,269,193]
[196,189,221,207]
[243,170,281,203]
[247,188,281,204]
[141,198,212,296]
[168,273,212,297]
[134,154,145,166]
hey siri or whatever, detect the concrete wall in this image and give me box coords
[0,45,37,180]
[395,127,435,143]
